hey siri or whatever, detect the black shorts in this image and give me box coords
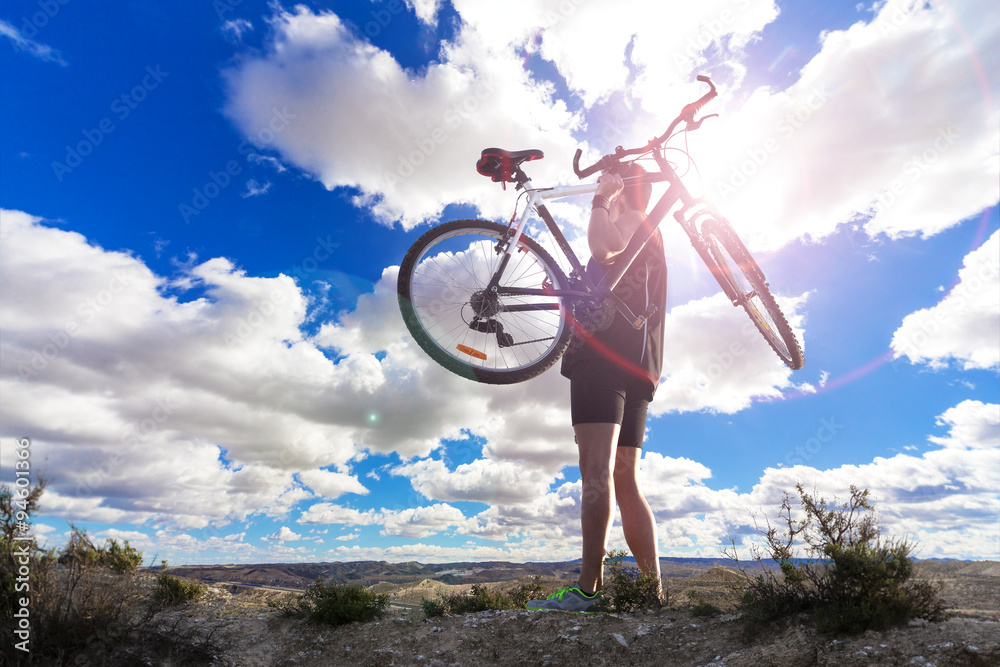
[569,358,655,448]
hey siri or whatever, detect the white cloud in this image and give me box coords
[381,503,466,538]
[298,468,369,499]
[698,0,1000,249]
[296,501,465,539]
[222,5,583,229]
[3,204,993,562]
[743,401,1000,559]
[334,531,360,541]
[391,457,562,505]
[405,0,442,26]
[221,18,254,43]
[929,400,1000,451]
[297,503,381,526]
[0,210,581,534]
[222,0,996,255]
[241,179,271,197]
[651,292,810,414]
[891,230,1000,370]
[263,526,302,542]
[0,19,68,66]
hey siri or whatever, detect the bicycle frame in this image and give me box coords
[491,152,726,327]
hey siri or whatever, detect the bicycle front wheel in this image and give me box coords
[397,219,573,384]
[701,219,804,370]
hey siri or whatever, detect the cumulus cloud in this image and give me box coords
[698,0,1000,249]
[2,203,992,562]
[296,501,465,539]
[891,230,1000,370]
[263,526,302,542]
[451,0,778,107]
[297,504,381,526]
[381,503,467,538]
[0,209,812,534]
[298,468,369,499]
[222,5,582,229]
[221,1,997,254]
[391,457,562,505]
[743,400,1000,559]
[652,292,811,414]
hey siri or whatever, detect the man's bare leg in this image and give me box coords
[574,422,619,595]
[613,445,661,589]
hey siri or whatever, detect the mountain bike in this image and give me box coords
[397,75,804,384]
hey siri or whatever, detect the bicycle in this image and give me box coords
[397,75,804,384]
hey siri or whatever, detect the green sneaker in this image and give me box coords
[525,585,602,612]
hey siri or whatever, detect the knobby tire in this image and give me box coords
[397,219,573,384]
[701,219,805,370]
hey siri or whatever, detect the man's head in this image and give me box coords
[619,163,652,213]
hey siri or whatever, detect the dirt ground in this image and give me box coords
[145,562,999,667]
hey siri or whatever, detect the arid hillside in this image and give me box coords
[137,559,998,666]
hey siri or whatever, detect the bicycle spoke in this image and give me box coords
[400,222,571,377]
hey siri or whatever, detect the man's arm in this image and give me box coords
[588,173,647,264]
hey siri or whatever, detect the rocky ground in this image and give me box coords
[140,562,999,667]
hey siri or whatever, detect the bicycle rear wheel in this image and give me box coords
[397,219,573,384]
[701,219,804,370]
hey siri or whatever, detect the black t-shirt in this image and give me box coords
[560,227,668,389]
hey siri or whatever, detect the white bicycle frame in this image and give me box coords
[505,181,599,272]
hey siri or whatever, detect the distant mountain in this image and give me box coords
[162,557,781,590]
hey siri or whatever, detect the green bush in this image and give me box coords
[295,580,388,626]
[2,485,155,665]
[728,484,947,638]
[1,482,234,664]
[421,596,450,617]
[595,550,665,613]
[423,577,547,616]
[152,573,205,605]
[102,538,143,574]
[688,591,721,617]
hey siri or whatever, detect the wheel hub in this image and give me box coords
[469,289,501,319]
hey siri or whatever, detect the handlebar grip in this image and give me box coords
[685,75,718,117]
[573,148,602,179]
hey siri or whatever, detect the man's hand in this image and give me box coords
[595,172,624,200]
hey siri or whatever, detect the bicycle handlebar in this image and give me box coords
[573,75,718,179]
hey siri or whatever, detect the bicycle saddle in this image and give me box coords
[476,148,544,183]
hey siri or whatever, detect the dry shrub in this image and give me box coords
[727,484,947,639]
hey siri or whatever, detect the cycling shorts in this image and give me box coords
[569,358,655,448]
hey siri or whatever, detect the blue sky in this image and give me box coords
[1,0,997,565]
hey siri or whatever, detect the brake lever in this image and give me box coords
[686,113,719,131]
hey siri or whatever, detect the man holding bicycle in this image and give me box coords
[527,163,667,612]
